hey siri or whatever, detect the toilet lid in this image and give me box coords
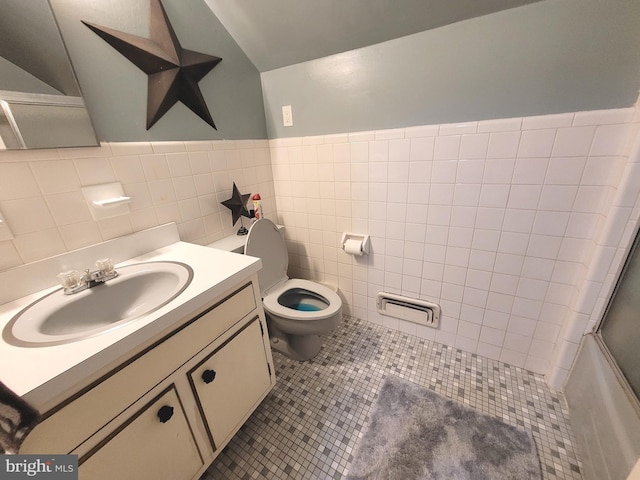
[245,219,288,296]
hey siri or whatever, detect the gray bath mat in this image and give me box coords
[347,375,541,480]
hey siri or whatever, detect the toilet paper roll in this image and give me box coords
[344,238,364,256]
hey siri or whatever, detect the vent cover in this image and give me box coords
[376,292,440,328]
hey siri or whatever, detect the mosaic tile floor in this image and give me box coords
[203,316,583,480]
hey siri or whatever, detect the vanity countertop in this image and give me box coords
[0,241,261,411]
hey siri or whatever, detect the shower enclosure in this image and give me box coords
[566,228,640,480]
[599,231,640,400]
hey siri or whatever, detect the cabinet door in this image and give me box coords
[79,386,202,480]
[189,318,271,448]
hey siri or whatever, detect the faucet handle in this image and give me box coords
[57,270,81,289]
[95,258,114,273]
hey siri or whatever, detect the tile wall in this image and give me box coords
[0,140,274,270]
[270,107,640,380]
[1,106,638,387]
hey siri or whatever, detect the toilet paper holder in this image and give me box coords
[341,232,370,256]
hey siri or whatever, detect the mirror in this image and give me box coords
[0,0,98,150]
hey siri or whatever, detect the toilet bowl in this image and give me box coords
[245,219,342,361]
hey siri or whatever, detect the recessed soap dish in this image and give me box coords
[82,182,131,220]
[92,196,131,207]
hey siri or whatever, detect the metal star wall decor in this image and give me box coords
[221,182,251,227]
[82,0,222,130]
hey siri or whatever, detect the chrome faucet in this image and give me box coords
[57,258,118,295]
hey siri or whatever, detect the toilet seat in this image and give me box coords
[263,278,342,321]
[245,219,341,321]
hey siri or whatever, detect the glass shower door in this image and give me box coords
[599,229,640,400]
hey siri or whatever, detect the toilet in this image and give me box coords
[244,219,342,361]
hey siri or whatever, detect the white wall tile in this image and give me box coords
[512,158,548,184]
[504,332,532,352]
[498,231,529,255]
[434,135,461,160]
[493,253,524,275]
[582,157,622,186]
[521,113,574,130]
[552,126,596,157]
[0,197,56,234]
[1,107,636,383]
[479,326,505,347]
[527,234,562,259]
[369,140,389,163]
[453,184,481,206]
[476,342,501,361]
[521,256,555,281]
[456,160,485,183]
[517,277,549,301]
[508,315,537,337]
[538,185,578,211]
[533,211,570,236]
[518,129,556,157]
[512,297,543,320]
[45,192,92,226]
[409,137,435,161]
[471,229,500,251]
[475,207,504,230]
[487,131,520,158]
[502,209,535,233]
[590,124,635,156]
[108,142,153,156]
[31,160,81,194]
[545,157,586,185]
[13,228,67,263]
[439,122,477,136]
[468,249,496,271]
[477,117,522,133]
[405,125,439,138]
[389,139,410,162]
[573,186,608,213]
[485,292,513,313]
[429,185,455,205]
[490,273,519,295]
[478,184,509,208]
[0,163,41,200]
[459,134,489,159]
[573,108,635,126]
[111,155,146,184]
[450,206,476,227]
[0,241,22,270]
[483,159,515,184]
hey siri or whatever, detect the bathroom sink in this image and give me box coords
[3,261,193,347]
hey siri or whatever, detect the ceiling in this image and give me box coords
[204,0,544,72]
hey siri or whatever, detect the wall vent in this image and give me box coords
[376,292,440,329]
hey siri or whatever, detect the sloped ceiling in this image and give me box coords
[204,0,544,72]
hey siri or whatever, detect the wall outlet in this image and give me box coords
[282,105,293,127]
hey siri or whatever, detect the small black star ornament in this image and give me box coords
[221,183,251,227]
[82,0,222,130]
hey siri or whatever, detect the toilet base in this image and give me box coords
[267,320,322,361]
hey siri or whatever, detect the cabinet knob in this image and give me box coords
[157,405,174,423]
[202,369,216,384]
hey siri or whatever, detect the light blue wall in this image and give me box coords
[261,0,640,138]
[50,0,267,141]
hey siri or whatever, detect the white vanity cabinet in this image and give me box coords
[189,319,272,447]
[20,275,275,480]
[79,386,203,480]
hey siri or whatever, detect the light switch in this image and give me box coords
[282,105,293,127]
